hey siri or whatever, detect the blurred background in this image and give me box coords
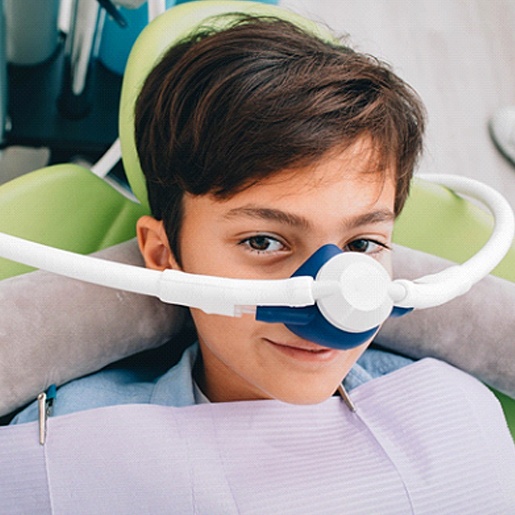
[1,0,514,210]
[282,0,515,211]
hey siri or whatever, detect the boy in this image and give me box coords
[133,14,424,405]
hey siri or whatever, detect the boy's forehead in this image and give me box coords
[271,153,390,190]
[231,138,395,201]
[190,137,393,201]
[183,142,396,226]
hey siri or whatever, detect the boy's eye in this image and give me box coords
[344,239,389,254]
[241,235,286,254]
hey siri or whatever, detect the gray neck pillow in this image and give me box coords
[0,239,513,417]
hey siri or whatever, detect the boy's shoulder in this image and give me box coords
[11,344,200,425]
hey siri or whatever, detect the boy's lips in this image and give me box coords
[263,338,340,363]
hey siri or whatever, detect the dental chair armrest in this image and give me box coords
[377,245,515,398]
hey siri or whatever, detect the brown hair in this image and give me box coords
[135,15,425,262]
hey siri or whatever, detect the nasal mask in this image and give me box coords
[0,174,513,350]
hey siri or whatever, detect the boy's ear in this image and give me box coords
[136,216,181,270]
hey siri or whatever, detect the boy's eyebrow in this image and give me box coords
[348,209,396,228]
[223,205,395,230]
[223,206,311,229]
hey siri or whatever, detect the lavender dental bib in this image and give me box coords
[2,359,514,514]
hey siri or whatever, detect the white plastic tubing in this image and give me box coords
[0,233,316,316]
[391,174,515,309]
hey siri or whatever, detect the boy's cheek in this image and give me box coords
[376,250,393,276]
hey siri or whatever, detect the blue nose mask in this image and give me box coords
[256,244,411,350]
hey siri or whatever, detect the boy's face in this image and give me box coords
[138,140,396,405]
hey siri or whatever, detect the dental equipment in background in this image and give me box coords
[58,0,127,119]
[0,174,512,350]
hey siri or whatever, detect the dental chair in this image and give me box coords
[0,0,514,436]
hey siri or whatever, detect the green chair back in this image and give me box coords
[0,164,147,279]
